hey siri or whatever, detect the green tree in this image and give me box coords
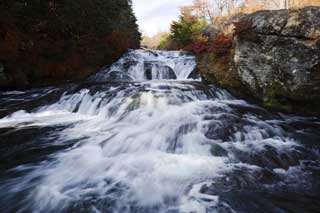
[170,6,207,47]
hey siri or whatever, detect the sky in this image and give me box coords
[132,0,193,36]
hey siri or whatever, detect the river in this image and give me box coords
[0,50,319,212]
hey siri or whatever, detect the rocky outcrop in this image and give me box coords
[0,0,140,89]
[197,7,320,115]
[234,6,320,113]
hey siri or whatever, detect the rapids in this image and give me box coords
[0,50,319,213]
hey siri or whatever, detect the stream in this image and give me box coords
[0,50,319,213]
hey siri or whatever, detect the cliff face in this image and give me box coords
[0,0,141,89]
[197,7,320,115]
[234,7,320,113]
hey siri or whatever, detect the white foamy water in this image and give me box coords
[0,50,317,213]
[89,50,198,81]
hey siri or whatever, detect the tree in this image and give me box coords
[0,0,141,82]
[192,0,214,23]
[170,6,207,47]
[142,31,170,49]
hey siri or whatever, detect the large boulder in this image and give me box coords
[197,7,320,115]
[234,7,320,113]
[0,0,140,89]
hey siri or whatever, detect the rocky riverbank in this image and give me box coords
[196,7,320,115]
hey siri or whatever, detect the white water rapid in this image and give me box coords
[0,50,319,213]
[89,49,198,81]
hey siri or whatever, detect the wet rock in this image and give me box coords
[186,67,200,79]
[210,144,228,157]
[144,62,177,80]
[123,60,138,70]
[200,164,320,213]
[106,71,133,81]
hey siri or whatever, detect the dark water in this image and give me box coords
[0,50,319,213]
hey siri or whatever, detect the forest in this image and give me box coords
[0,0,140,88]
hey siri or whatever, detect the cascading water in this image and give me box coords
[0,50,319,213]
[88,49,198,81]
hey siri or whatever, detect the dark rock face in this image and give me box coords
[234,7,320,113]
[144,62,177,80]
[0,0,141,89]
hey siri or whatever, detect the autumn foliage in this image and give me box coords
[0,0,140,87]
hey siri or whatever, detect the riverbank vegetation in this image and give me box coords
[148,0,320,50]
[0,0,140,88]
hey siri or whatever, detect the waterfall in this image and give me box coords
[88,49,199,82]
[0,50,319,213]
